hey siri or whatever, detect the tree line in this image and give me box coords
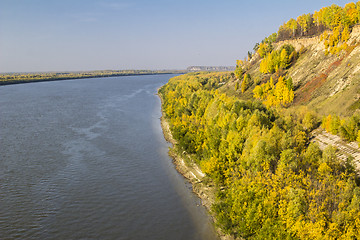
[322,112,360,144]
[278,2,360,40]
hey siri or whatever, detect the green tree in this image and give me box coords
[286,77,293,90]
[234,60,243,79]
[241,74,250,93]
[258,42,272,58]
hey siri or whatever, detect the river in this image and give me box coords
[0,75,218,240]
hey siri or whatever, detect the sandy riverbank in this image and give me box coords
[158,93,234,240]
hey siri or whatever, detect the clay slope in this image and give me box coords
[278,25,360,116]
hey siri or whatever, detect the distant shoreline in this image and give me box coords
[0,71,186,86]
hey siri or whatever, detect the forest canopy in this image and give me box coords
[159,72,360,239]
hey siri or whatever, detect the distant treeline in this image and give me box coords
[0,70,186,86]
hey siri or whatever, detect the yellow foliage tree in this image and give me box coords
[253,76,294,107]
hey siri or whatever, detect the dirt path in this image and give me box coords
[312,129,360,172]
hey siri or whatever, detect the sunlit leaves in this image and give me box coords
[322,112,360,142]
[253,76,294,107]
[259,44,297,74]
[159,72,360,239]
[277,2,360,54]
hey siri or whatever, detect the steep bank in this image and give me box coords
[158,93,234,240]
[281,25,360,116]
[233,25,360,117]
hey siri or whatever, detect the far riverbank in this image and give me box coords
[0,70,186,86]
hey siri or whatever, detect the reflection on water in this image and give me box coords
[0,75,218,240]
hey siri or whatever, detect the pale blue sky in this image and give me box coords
[0,0,353,72]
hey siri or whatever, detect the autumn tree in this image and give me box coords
[241,74,250,93]
[297,13,312,35]
[260,44,297,73]
[234,60,244,79]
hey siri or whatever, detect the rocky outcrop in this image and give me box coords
[349,24,360,43]
[275,25,360,51]
[313,129,360,173]
[274,35,321,51]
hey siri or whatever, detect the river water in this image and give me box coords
[0,75,218,240]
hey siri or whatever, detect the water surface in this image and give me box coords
[0,75,218,240]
